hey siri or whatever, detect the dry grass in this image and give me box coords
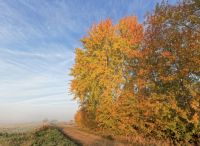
[0,122,42,133]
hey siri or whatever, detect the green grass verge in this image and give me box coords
[0,126,78,146]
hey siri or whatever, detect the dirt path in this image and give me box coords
[57,123,128,146]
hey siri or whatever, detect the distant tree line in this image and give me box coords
[70,0,200,145]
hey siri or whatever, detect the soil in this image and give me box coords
[58,123,129,146]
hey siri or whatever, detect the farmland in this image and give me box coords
[0,123,78,146]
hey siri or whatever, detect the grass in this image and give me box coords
[0,126,78,146]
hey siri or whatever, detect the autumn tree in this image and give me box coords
[143,0,200,143]
[71,0,199,144]
[71,16,143,132]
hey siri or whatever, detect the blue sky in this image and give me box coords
[0,0,177,124]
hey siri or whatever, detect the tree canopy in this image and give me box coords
[71,0,200,145]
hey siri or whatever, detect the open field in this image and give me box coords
[0,123,78,146]
[0,122,43,133]
[0,122,132,146]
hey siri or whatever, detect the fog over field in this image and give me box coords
[0,103,76,124]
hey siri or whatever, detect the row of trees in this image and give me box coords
[71,0,199,144]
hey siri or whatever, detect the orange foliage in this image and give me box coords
[71,0,200,144]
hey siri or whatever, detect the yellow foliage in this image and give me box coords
[71,0,200,144]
